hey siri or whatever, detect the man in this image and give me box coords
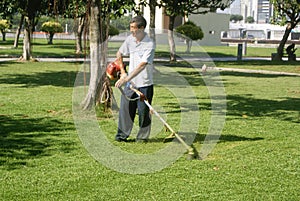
[114,15,155,142]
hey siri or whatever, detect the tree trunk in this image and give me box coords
[95,0,111,108]
[186,39,192,53]
[274,23,293,61]
[81,0,113,110]
[22,16,33,61]
[48,33,54,44]
[14,14,24,48]
[168,15,176,62]
[82,0,101,110]
[149,0,156,44]
[76,16,85,54]
[1,31,6,41]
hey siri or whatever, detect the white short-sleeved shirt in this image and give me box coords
[119,33,155,88]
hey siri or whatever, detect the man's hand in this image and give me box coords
[115,74,127,88]
[120,72,127,79]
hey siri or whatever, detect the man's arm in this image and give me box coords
[115,61,147,88]
[115,51,127,77]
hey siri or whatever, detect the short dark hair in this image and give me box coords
[130,15,147,29]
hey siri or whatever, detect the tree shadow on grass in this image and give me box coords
[192,133,264,143]
[0,114,75,170]
[147,133,263,145]
[31,42,81,58]
[33,51,83,58]
[156,92,300,124]
[226,95,300,123]
[0,70,78,88]
[157,64,300,123]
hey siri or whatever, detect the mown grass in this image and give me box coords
[0,38,79,58]
[0,59,299,200]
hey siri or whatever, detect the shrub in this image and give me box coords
[0,19,10,41]
[41,21,63,44]
[175,21,204,53]
[109,25,119,36]
[230,14,243,22]
[245,16,255,23]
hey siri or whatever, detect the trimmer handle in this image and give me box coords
[129,85,147,101]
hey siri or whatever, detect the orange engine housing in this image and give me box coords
[106,61,122,80]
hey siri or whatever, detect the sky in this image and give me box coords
[217,0,241,14]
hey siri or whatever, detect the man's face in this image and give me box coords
[130,22,144,38]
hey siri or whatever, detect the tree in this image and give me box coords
[270,0,300,61]
[149,0,157,43]
[64,0,87,54]
[0,1,21,47]
[13,14,24,48]
[0,19,10,41]
[2,0,70,60]
[230,14,243,22]
[161,0,232,61]
[81,0,138,110]
[74,16,86,54]
[26,0,136,109]
[20,0,42,60]
[110,16,131,31]
[0,1,17,20]
[175,21,203,53]
[108,25,120,37]
[81,0,103,110]
[41,21,64,44]
[245,16,255,23]
[7,0,52,60]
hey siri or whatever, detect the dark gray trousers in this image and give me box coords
[115,85,153,140]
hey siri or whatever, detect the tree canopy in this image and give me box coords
[0,19,10,41]
[0,19,9,31]
[230,14,243,22]
[41,21,63,44]
[175,21,204,53]
[271,0,300,26]
[176,21,203,40]
[245,16,255,23]
[270,0,300,60]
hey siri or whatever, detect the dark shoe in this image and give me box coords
[115,138,128,142]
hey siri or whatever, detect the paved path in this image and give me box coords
[1,57,300,77]
[215,67,300,76]
[0,56,274,63]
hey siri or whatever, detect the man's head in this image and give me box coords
[130,15,147,29]
[130,15,147,40]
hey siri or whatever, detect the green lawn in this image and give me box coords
[0,38,79,58]
[0,59,299,200]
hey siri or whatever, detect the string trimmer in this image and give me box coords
[106,60,199,160]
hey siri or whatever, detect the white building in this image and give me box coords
[189,13,230,46]
[141,2,183,32]
[219,0,273,24]
[137,0,299,44]
[140,1,230,46]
